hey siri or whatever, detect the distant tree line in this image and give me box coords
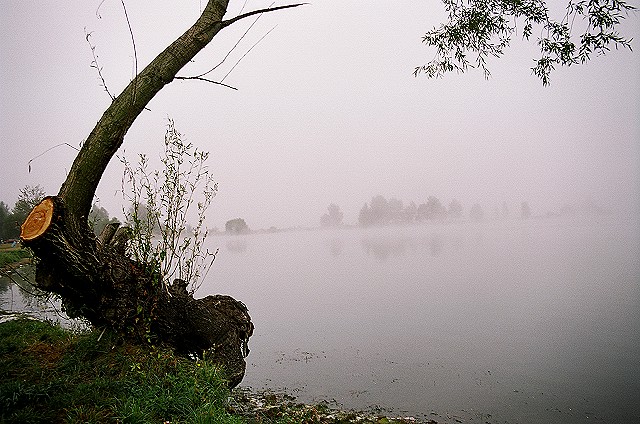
[358,195,466,227]
[349,196,533,227]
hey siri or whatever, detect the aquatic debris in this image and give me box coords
[229,387,439,423]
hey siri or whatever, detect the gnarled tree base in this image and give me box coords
[21,197,253,388]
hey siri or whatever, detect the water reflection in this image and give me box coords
[428,236,443,256]
[226,238,248,253]
[0,265,85,329]
[0,265,36,301]
[360,233,444,261]
[326,238,343,257]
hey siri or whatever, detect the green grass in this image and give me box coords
[0,248,31,268]
[0,319,244,424]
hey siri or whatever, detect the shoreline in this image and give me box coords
[228,386,438,423]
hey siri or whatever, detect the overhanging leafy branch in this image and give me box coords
[416,0,636,84]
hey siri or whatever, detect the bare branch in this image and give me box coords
[192,11,265,79]
[183,2,301,84]
[221,3,308,28]
[174,76,238,90]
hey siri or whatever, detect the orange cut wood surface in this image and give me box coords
[21,198,54,241]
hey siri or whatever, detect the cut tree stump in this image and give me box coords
[21,197,54,241]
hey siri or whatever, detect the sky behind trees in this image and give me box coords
[1,1,638,229]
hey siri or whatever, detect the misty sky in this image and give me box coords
[1,1,639,230]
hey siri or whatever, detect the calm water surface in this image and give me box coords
[201,216,640,424]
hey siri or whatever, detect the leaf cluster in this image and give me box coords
[416,0,636,84]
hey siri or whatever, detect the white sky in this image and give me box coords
[1,1,639,229]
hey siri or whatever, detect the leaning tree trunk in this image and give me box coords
[20,0,302,387]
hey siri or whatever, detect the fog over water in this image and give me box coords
[203,216,640,423]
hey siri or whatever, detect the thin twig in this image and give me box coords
[96,0,107,19]
[28,143,80,173]
[85,28,115,101]
[174,76,238,90]
[120,0,138,106]
[222,25,278,82]
[239,0,249,15]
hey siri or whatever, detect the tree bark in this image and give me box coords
[19,0,302,387]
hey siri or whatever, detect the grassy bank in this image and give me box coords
[0,319,241,424]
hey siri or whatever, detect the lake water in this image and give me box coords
[0,265,83,329]
[201,216,640,423]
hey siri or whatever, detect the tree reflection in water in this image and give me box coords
[360,233,444,261]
